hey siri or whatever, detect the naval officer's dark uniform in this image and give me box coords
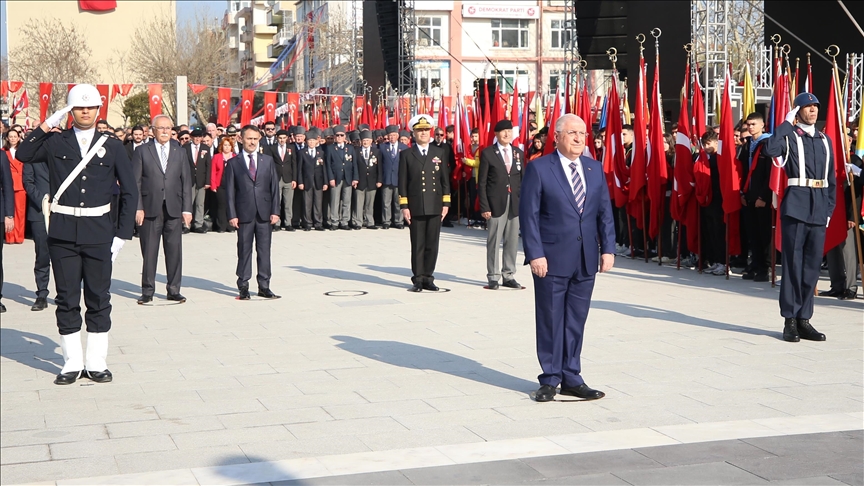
[399,143,451,289]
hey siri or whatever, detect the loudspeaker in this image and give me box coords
[576,1,628,73]
[474,78,498,114]
[376,0,399,89]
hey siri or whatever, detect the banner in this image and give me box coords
[148,83,162,120]
[39,83,53,122]
[286,92,299,126]
[79,0,116,11]
[263,91,277,123]
[96,84,109,121]
[240,89,254,126]
[217,87,231,127]
[189,84,208,95]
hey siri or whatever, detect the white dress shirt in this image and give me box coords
[73,127,96,158]
[557,150,586,197]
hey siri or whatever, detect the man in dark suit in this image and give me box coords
[185,128,211,233]
[519,114,615,402]
[0,150,14,313]
[125,125,146,160]
[297,127,327,231]
[762,93,835,343]
[17,84,138,385]
[261,121,278,147]
[479,119,524,290]
[132,114,193,305]
[224,125,281,300]
[23,154,52,311]
[379,125,408,229]
[268,129,296,232]
[326,125,358,230]
[353,129,382,229]
[399,115,451,292]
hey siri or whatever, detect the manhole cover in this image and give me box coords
[324,290,369,297]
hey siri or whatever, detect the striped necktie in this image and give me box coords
[569,162,585,214]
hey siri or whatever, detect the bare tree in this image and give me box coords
[120,13,237,124]
[0,55,8,81]
[298,7,362,95]
[728,0,765,81]
[8,17,96,113]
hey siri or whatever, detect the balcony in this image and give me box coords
[254,24,277,35]
[267,43,282,59]
[267,9,283,26]
[228,36,238,49]
[240,29,253,43]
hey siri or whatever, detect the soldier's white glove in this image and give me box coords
[45,105,73,129]
[785,106,799,125]
[110,237,125,263]
[846,163,862,177]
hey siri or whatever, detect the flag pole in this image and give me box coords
[642,198,649,262]
[770,206,777,287]
[725,216,730,280]
[676,221,681,270]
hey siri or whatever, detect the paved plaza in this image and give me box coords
[0,224,861,485]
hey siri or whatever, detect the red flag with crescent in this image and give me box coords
[217,87,231,126]
[8,81,23,93]
[39,83,53,122]
[331,95,343,125]
[96,84,109,121]
[148,84,162,119]
[264,91,277,123]
[79,0,116,11]
[240,89,254,126]
[10,90,29,120]
[286,92,299,125]
[189,84,208,95]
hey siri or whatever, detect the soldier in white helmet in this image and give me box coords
[17,84,138,385]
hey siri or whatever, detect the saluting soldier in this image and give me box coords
[762,93,835,343]
[17,84,138,385]
[399,114,451,292]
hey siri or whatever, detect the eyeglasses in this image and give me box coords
[265,127,275,131]
[180,137,190,141]
[154,127,173,132]
[561,130,588,138]
[335,133,346,137]
[435,133,444,137]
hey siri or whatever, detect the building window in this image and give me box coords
[491,19,529,48]
[549,70,564,92]
[494,69,529,94]
[550,20,572,49]
[418,69,442,95]
[417,17,442,47]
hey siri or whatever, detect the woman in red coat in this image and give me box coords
[3,128,25,244]
[210,137,235,233]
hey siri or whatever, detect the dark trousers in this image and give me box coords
[236,214,272,290]
[613,206,627,246]
[533,272,595,388]
[139,202,183,297]
[748,206,772,275]
[408,214,441,285]
[303,188,323,227]
[659,196,674,257]
[215,188,229,232]
[701,204,726,264]
[0,237,4,301]
[48,238,112,335]
[780,216,826,319]
[31,219,51,298]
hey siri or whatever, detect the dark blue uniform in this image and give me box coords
[0,151,14,312]
[17,127,138,335]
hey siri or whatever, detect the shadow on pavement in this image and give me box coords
[0,328,62,374]
[211,454,302,485]
[359,264,489,287]
[332,335,538,394]
[1,282,38,307]
[288,266,405,288]
[111,274,237,300]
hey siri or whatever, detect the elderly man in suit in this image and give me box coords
[186,128,211,233]
[519,114,616,402]
[353,129,382,230]
[326,125,358,230]
[0,150,13,313]
[379,125,408,229]
[297,127,327,231]
[225,125,281,300]
[479,119,524,290]
[268,129,296,232]
[132,114,193,305]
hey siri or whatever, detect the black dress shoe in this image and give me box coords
[487,281,500,290]
[0,303,5,313]
[137,295,153,305]
[408,284,423,292]
[193,227,207,234]
[366,225,378,230]
[272,225,282,232]
[303,226,311,231]
[286,226,296,232]
[395,224,404,229]
[560,383,605,400]
[753,273,770,282]
[442,220,454,228]
[328,226,337,231]
[382,224,390,230]
[354,226,362,230]
[31,297,48,311]
[797,319,826,341]
[502,279,521,289]
[238,288,251,300]
[839,289,857,300]
[182,227,191,234]
[783,317,800,342]
[257,289,280,299]
[422,282,439,291]
[341,225,352,230]
[85,369,113,383]
[534,384,557,402]
[818,288,844,297]
[315,226,325,231]
[54,371,82,385]
[742,271,755,280]
[167,293,186,303]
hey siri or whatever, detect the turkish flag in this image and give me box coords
[110,84,120,101]
[331,95,343,125]
[264,91,277,123]
[79,0,116,11]
[646,59,668,240]
[10,90,29,120]
[240,89,254,126]
[8,81,23,93]
[189,84,208,95]
[0,81,7,99]
[217,87,231,127]
[822,64,849,255]
[120,84,133,96]
[39,83,53,122]
[148,83,163,120]
[286,92,299,126]
[96,84,109,121]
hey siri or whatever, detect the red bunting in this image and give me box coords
[240,89,254,126]
[96,84,109,121]
[263,91,277,123]
[189,84,208,95]
[286,92,299,126]
[217,87,231,127]
[110,84,120,101]
[120,84,133,96]
[39,83,53,123]
[0,81,7,99]
[79,0,116,11]
[8,81,23,93]
[148,83,162,120]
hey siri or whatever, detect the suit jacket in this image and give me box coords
[479,144,524,218]
[356,146,382,191]
[297,146,327,189]
[184,143,212,189]
[519,152,615,278]
[22,158,50,222]
[0,151,13,220]
[133,140,194,218]
[16,127,138,243]
[742,135,773,205]
[325,143,358,184]
[125,141,145,161]
[378,141,408,186]
[268,143,297,184]
[224,151,280,223]
[398,144,451,216]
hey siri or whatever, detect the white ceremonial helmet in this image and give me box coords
[67,84,103,108]
[408,114,435,131]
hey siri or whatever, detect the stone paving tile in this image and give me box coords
[1,424,109,448]
[0,444,51,465]
[171,424,295,450]
[107,416,226,439]
[49,434,177,460]
[113,445,249,475]
[612,461,769,485]
[635,438,777,466]
[155,398,268,419]
[287,417,408,440]
[0,456,118,485]
[358,426,485,452]
[768,477,851,485]
[518,472,634,485]
[828,472,864,486]
[217,408,333,429]
[239,436,372,461]
[522,449,663,478]
[400,458,546,485]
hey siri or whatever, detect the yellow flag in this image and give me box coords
[742,61,756,123]
[535,92,544,129]
[856,88,864,158]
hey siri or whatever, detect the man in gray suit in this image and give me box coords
[132,114,193,305]
[225,125,281,300]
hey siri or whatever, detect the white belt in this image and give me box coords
[50,203,111,217]
[786,178,828,188]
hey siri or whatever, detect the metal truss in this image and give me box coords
[563,0,582,84]
[847,53,863,124]
[397,0,416,101]
[691,0,728,123]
